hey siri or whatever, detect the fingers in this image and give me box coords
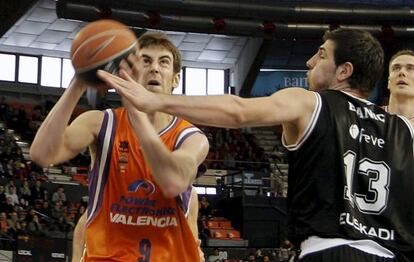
[119,69,135,82]
[118,53,139,80]
[118,60,132,76]
[126,53,138,66]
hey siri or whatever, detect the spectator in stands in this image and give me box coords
[279,240,293,262]
[0,162,5,178]
[17,220,29,235]
[27,214,45,236]
[17,197,29,212]
[75,204,85,223]
[42,188,50,202]
[19,179,31,202]
[208,248,222,262]
[1,197,15,214]
[6,211,19,233]
[199,196,212,218]
[51,200,64,220]
[4,160,14,178]
[262,255,271,262]
[255,248,264,261]
[246,253,256,262]
[0,224,13,250]
[30,180,45,203]
[0,212,8,232]
[52,186,66,203]
[37,201,52,220]
[55,215,72,237]
[5,185,18,206]
[0,185,6,205]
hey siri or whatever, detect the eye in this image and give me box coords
[407,65,414,71]
[142,57,151,65]
[318,51,325,59]
[391,66,400,72]
[160,59,170,66]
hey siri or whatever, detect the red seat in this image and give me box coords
[219,221,232,229]
[209,229,229,239]
[204,220,220,228]
[227,230,241,239]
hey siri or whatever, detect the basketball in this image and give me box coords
[71,19,137,83]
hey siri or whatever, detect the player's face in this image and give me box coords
[388,55,414,98]
[136,46,180,94]
[306,40,338,91]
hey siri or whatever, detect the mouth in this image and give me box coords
[397,80,408,85]
[147,80,161,88]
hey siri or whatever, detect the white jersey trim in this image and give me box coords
[398,115,414,138]
[87,109,113,223]
[184,186,194,218]
[282,92,322,151]
[300,236,395,259]
[174,126,202,149]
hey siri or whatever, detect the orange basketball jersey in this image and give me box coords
[84,108,202,262]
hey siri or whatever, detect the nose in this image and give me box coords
[306,55,316,69]
[150,61,160,73]
[398,67,406,77]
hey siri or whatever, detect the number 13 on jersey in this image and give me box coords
[343,150,391,215]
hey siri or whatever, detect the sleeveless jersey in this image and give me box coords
[84,108,202,262]
[283,90,414,262]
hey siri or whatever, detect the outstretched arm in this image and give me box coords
[98,70,316,129]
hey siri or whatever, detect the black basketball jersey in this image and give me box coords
[284,90,414,262]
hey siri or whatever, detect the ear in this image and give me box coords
[171,72,180,91]
[336,62,353,82]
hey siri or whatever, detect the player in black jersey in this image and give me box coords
[386,49,414,125]
[97,29,414,262]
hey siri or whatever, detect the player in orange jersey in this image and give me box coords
[31,32,209,262]
[72,188,204,262]
[386,49,414,126]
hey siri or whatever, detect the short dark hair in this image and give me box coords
[389,49,414,69]
[323,28,384,94]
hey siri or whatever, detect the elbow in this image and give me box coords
[158,172,191,199]
[232,112,246,128]
[29,147,50,168]
[229,96,247,128]
[160,179,189,199]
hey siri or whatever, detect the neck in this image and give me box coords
[147,111,174,132]
[329,83,366,99]
[388,94,414,119]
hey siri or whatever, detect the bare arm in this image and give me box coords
[126,105,209,198]
[30,78,103,167]
[188,188,199,240]
[187,188,205,262]
[72,213,86,262]
[98,70,316,129]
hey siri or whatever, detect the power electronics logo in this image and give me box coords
[127,180,156,195]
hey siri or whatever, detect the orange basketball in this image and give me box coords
[71,19,137,83]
